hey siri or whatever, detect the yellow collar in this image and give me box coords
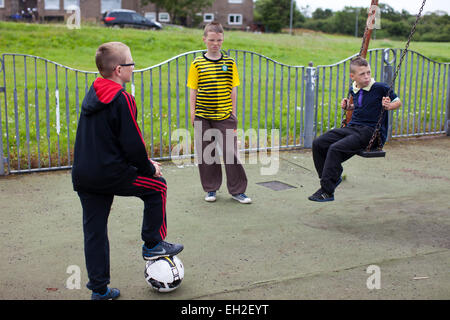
[352,78,375,94]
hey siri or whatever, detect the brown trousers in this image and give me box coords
[194,114,247,195]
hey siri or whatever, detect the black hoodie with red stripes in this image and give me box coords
[72,78,155,193]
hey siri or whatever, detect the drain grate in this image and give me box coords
[256,181,297,191]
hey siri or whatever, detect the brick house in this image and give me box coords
[0,0,253,29]
[141,0,254,30]
[0,0,140,22]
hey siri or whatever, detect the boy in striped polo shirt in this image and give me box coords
[187,22,251,204]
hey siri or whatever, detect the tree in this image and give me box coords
[255,0,305,33]
[378,3,399,21]
[312,8,333,20]
[254,2,448,42]
[141,0,214,26]
[332,6,364,36]
[385,20,410,38]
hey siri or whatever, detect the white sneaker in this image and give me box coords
[205,191,216,202]
[232,193,252,204]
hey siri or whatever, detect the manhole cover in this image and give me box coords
[256,181,297,191]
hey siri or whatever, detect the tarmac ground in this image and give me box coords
[0,135,449,301]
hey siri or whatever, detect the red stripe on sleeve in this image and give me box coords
[122,92,146,147]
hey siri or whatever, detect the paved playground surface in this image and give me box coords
[0,136,449,300]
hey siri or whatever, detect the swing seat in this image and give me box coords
[358,149,386,158]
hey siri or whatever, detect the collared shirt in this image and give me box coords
[352,78,376,94]
[348,80,398,144]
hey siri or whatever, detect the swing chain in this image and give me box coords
[365,0,427,151]
[340,3,376,127]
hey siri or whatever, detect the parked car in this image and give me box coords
[102,9,162,30]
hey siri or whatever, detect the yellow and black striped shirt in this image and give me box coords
[187,53,240,121]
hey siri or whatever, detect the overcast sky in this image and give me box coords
[296,0,450,15]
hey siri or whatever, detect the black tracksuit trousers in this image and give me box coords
[77,175,167,292]
[312,125,375,194]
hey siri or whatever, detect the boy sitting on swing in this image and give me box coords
[309,56,402,202]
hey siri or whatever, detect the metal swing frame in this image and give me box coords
[342,0,427,158]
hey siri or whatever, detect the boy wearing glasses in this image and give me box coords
[72,42,183,300]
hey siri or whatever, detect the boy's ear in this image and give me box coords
[111,65,121,78]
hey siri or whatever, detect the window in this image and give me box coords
[203,13,214,23]
[228,0,243,3]
[45,0,60,10]
[101,0,122,14]
[64,0,80,10]
[0,0,4,9]
[132,13,145,22]
[158,12,170,22]
[145,12,156,21]
[228,14,242,25]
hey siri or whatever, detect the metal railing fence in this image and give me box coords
[1,48,449,175]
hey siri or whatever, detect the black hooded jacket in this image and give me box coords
[72,78,155,193]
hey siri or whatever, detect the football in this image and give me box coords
[144,255,184,292]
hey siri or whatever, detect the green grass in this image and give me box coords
[0,21,449,171]
[1,22,449,68]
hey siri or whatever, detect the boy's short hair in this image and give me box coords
[203,22,224,37]
[95,42,130,78]
[350,56,369,73]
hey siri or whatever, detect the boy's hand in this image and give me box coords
[153,165,162,178]
[382,96,392,110]
[191,112,195,126]
[341,98,353,110]
[150,159,161,167]
[150,159,163,177]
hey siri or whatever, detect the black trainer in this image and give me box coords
[142,241,184,261]
[308,188,335,202]
[336,176,343,188]
[91,287,120,300]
